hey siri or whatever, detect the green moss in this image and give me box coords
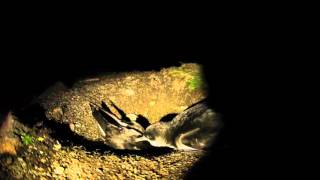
[167,64,204,91]
[187,75,203,91]
[21,133,33,145]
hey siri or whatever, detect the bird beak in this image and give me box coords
[135,136,148,142]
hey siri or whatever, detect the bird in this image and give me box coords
[90,100,151,150]
[135,100,222,151]
[90,99,221,151]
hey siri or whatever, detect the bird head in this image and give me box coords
[135,123,174,149]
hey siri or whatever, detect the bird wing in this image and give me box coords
[90,102,150,150]
[175,128,201,151]
[169,102,209,130]
[176,126,218,150]
[135,115,150,129]
[170,102,222,150]
[104,100,133,125]
[102,100,146,133]
[90,102,122,130]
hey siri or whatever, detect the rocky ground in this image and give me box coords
[0,63,209,179]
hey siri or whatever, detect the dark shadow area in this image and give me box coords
[159,113,178,122]
[185,60,235,179]
[135,115,150,129]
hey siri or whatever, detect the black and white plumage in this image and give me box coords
[90,101,151,150]
[136,100,222,151]
[90,99,221,151]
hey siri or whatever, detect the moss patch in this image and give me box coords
[167,63,204,91]
[187,74,203,91]
[20,133,33,146]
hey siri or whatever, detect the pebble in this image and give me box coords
[53,143,61,151]
[53,166,64,175]
[51,107,63,120]
[18,157,27,168]
[69,123,75,131]
[37,137,45,142]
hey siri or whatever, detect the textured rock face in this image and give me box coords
[38,63,207,145]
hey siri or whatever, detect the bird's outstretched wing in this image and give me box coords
[90,102,123,139]
[102,100,133,125]
[91,100,145,133]
[102,100,147,133]
[90,102,123,129]
[90,101,151,150]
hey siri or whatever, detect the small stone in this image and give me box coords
[133,168,138,174]
[54,166,64,175]
[18,157,27,168]
[69,123,75,131]
[38,167,45,172]
[0,137,18,155]
[51,107,63,120]
[37,137,45,142]
[53,142,61,151]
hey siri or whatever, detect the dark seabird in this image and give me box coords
[136,100,222,151]
[91,99,221,151]
[90,100,151,150]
